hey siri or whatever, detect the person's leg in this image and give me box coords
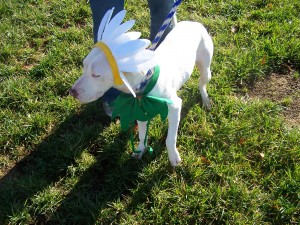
[89,0,124,43]
[147,0,175,42]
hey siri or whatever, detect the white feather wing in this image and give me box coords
[103,20,135,42]
[102,10,127,40]
[97,8,114,41]
[117,50,155,72]
[107,32,141,47]
[113,39,151,59]
[119,58,157,73]
[119,72,136,97]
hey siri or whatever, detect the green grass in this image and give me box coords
[0,0,299,224]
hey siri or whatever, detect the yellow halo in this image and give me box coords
[94,41,123,85]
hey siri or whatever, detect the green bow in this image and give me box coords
[111,94,172,130]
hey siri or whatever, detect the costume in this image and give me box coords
[89,0,175,105]
[93,9,172,153]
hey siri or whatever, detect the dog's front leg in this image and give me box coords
[132,120,147,159]
[166,97,182,167]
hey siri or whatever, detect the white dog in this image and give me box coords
[70,11,213,167]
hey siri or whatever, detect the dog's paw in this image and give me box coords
[131,148,145,160]
[205,102,212,111]
[168,151,182,167]
[202,98,212,111]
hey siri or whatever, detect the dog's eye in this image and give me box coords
[92,73,101,78]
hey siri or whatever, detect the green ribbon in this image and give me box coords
[110,66,173,153]
[111,94,172,130]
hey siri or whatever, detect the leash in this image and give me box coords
[133,0,183,94]
[134,0,182,93]
[149,0,183,51]
[129,0,183,154]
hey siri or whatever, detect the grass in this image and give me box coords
[0,0,299,224]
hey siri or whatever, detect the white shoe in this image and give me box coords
[103,102,113,117]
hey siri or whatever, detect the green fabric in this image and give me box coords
[143,66,160,95]
[111,94,172,130]
[110,66,173,131]
[110,66,172,154]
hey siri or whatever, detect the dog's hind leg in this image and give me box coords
[166,97,182,167]
[196,60,212,110]
[196,48,211,110]
[196,33,213,110]
[132,120,147,159]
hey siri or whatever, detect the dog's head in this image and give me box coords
[69,8,156,103]
[69,48,114,103]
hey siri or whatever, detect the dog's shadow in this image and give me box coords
[0,90,199,224]
[47,119,173,224]
[0,100,170,224]
[0,101,101,221]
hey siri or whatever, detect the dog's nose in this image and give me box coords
[69,88,78,98]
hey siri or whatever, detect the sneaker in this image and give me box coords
[103,101,113,117]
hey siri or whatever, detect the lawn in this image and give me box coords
[0,0,299,224]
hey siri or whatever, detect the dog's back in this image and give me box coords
[149,21,213,105]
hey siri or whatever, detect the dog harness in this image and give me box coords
[110,66,173,154]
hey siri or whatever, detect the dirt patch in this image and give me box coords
[247,72,300,127]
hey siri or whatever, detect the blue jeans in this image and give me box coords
[89,0,174,103]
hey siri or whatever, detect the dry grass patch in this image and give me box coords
[247,71,300,127]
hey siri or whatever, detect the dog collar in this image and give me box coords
[94,41,123,85]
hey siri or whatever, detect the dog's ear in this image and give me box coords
[83,48,101,68]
